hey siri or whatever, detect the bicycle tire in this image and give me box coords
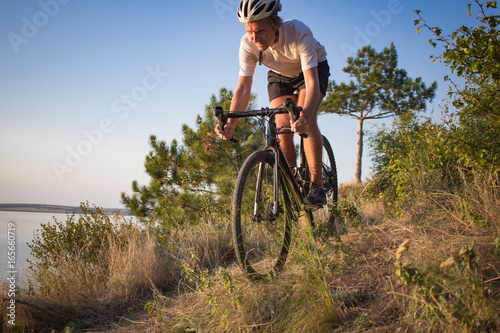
[302,135,338,225]
[232,150,294,280]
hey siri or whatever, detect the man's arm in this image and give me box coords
[231,75,253,115]
[215,75,253,140]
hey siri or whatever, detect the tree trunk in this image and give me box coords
[355,118,364,183]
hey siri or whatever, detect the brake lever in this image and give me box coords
[284,98,308,139]
[214,106,239,143]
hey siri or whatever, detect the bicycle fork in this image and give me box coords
[252,149,281,221]
[253,162,264,220]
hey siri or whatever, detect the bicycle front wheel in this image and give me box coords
[232,150,293,279]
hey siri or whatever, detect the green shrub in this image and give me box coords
[369,1,500,220]
[28,203,120,286]
[25,202,143,299]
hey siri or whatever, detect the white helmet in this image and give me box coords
[237,0,282,23]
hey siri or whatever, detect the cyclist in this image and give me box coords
[215,0,330,206]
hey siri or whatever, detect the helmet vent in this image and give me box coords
[250,0,260,10]
[267,1,277,12]
[238,2,243,18]
[237,0,281,23]
[253,3,265,17]
[243,3,249,18]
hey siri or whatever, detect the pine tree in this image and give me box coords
[321,43,437,183]
[121,88,263,228]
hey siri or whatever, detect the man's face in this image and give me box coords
[244,19,278,51]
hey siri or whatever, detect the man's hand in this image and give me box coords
[291,117,308,135]
[214,122,236,140]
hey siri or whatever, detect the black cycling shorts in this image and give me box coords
[267,60,330,102]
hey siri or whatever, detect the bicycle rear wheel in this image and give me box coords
[302,135,338,225]
[232,150,293,280]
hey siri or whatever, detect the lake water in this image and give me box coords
[0,211,71,283]
[0,211,136,283]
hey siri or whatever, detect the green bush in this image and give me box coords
[369,1,500,219]
[27,202,130,295]
[369,113,456,216]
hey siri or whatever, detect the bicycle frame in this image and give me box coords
[215,99,305,219]
[218,99,338,278]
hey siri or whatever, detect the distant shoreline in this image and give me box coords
[0,203,131,215]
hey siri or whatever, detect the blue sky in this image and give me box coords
[0,0,482,208]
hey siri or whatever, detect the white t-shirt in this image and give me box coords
[239,19,327,78]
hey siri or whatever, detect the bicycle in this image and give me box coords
[215,99,338,280]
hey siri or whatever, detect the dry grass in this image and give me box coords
[143,176,499,333]
[0,216,236,332]
[170,218,235,272]
[3,174,499,332]
[0,220,176,332]
[106,230,174,301]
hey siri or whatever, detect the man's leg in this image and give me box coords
[297,90,325,186]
